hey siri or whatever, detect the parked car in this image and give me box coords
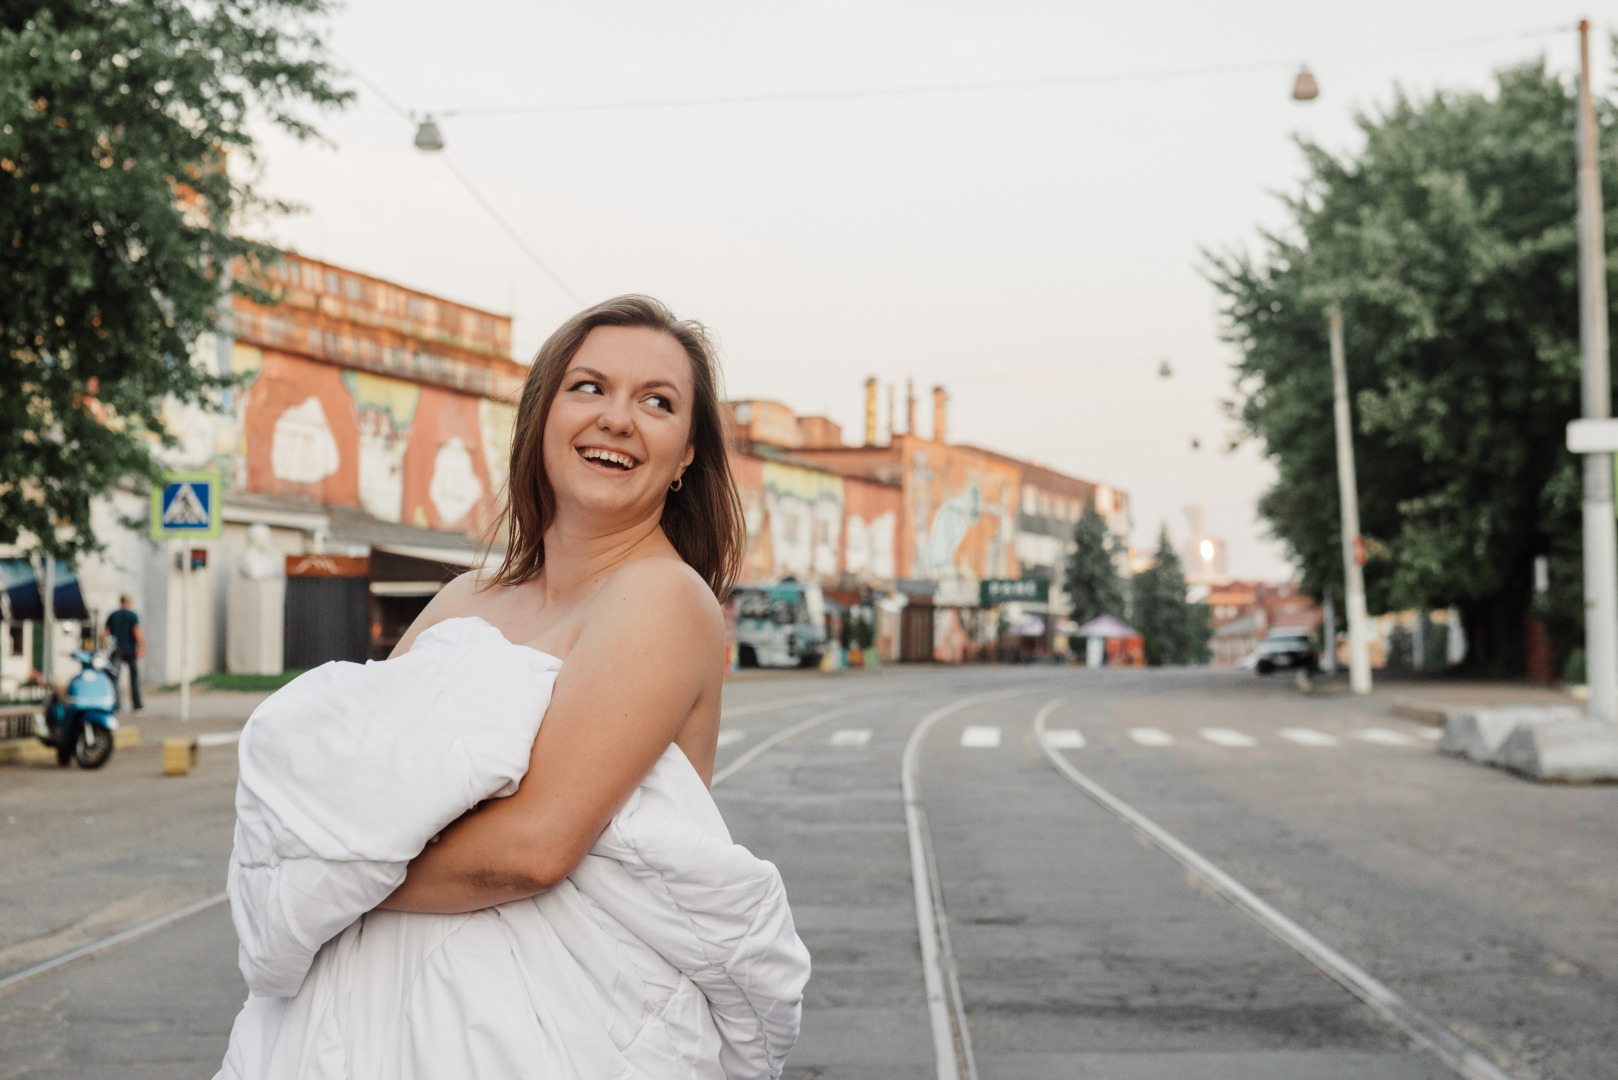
[1255,628,1318,675]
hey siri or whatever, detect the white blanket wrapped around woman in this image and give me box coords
[216,616,810,1080]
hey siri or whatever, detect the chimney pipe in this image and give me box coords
[864,377,878,446]
[905,378,916,436]
[932,384,947,444]
[887,384,896,444]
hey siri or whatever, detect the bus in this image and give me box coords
[733,579,827,669]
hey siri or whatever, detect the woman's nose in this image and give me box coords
[597,396,634,436]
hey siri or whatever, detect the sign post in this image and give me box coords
[151,471,221,723]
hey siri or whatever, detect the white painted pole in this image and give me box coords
[1328,307,1372,694]
[1321,594,1337,674]
[39,554,55,688]
[180,544,191,724]
[1577,20,1618,723]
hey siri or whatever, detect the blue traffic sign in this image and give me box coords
[150,471,221,540]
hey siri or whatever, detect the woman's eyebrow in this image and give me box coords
[567,365,682,396]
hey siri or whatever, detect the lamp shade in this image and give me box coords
[414,117,445,152]
[1292,66,1319,102]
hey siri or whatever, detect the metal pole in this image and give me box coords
[1329,307,1372,694]
[1577,21,1618,722]
[180,545,191,724]
[1321,593,1337,674]
[39,554,55,688]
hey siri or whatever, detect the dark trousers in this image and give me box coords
[114,650,142,711]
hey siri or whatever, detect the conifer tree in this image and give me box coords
[1131,527,1213,666]
[1065,503,1125,627]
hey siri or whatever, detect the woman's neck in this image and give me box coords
[538,509,672,603]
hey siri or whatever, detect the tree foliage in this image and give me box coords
[1065,503,1125,626]
[1131,526,1211,666]
[1,1,348,561]
[1205,61,1607,676]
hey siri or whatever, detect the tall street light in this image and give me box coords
[1294,64,1371,692]
[1566,20,1618,722]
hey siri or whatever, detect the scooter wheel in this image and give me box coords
[74,726,114,770]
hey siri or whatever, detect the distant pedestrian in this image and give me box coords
[102,595,144,714]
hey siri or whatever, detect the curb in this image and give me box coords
[0,726,142,766]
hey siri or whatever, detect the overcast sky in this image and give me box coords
[251,1,1600,579]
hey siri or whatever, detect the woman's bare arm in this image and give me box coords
[379,559,724,914]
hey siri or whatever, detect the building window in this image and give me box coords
[407,297,424,320]
[345,277,361,301]
[8,623,23,656]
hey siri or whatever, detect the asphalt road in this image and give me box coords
[1,667,1613,1079]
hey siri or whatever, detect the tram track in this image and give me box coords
[0,679,908,995]
[1027,695,1519,1080]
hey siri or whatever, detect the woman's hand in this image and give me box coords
[378,558,724,914]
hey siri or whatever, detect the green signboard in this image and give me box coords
[150,470,222,541]
[979,578,1049,606]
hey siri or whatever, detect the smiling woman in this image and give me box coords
[214,296,807,1080]
[494,294,746,598]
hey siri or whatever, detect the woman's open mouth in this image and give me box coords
[578,446,640,472]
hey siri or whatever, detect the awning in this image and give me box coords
[0,558,89,621]
[1075,614,1141,639]
[373,542,488,569]
[1008,613,1046,637]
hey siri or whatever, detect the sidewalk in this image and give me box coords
[0,689,269,766]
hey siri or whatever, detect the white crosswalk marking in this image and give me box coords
[1418,727,1443,740]
[196,731,241,748]
[1044,728,1086,749]
[960,726,1002,748]
[716,730,746,748]
[1353,727,1417,747]
[1129,728,1174,747]
[1280,727,1339,747]
[1200,727,1257,748]
[828,728,873,747]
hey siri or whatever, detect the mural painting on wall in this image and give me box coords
[904,446,1018,585]
[842,479,897,582]
[238,349,514,536]
[760,462,843,581]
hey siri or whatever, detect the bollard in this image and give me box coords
[162,737,200,776]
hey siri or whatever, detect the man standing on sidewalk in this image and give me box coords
[102,595,144,715]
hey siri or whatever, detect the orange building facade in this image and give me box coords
[228,256,523,540]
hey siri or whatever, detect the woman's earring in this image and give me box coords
[670,476,683,492]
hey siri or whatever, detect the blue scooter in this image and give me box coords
[37,649,120,769]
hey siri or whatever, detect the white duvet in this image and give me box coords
[216,616,810,1080]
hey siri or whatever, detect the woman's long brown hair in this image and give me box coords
[486,295,745,599]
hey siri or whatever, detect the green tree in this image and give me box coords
[1205,61,1602,677]
[1,1,348,562]
[1131,527,1211,665]
[1065,502,1125,626]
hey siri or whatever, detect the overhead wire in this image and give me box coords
[328,49,584,306]
[433,23,1574,119]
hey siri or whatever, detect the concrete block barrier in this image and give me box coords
[1438,706,1582,766]
[1497,720,1618,783]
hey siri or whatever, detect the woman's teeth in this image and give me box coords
[581,447,636,470]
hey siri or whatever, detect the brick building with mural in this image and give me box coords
[1,257,1138,690]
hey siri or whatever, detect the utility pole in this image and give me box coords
[1329,307,1372,694]
[1576,19,1618,722]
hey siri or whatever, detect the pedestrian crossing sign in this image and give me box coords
[150,471,221,540]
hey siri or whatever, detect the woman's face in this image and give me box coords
[541,325,697,527]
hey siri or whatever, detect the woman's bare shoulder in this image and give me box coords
[585,558,724,642]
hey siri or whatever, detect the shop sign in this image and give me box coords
[980,578,1048,605]
[285,554,371,578]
